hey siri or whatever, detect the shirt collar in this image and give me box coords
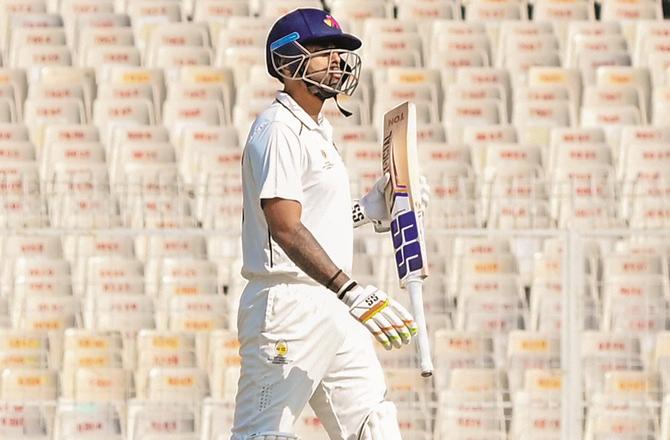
[275,91,322,131]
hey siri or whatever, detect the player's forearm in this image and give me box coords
[271,222,350,291]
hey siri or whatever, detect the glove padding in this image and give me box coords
[341,284,417,350]
[357,174,431,233]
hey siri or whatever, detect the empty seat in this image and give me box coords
[398,0,459,21]
[260,0,323,18]
[582,331,643,399]
[24,98,84,147]
[328,0,392,35]
[77,25,134,65]
[507,331,560,393]
[191,148,242,230]
[146,367,208,402]
[15,45,72,82]
[434,368,508,439]
[93,294,154,333]
[466,0,527,22]
[1,367,57,400]
[162,99,224,145]
[93,98,155,147]
[178,126,239,185]
[200,398,235,439]
[54,401,124,439]
[127,400,198,440]
[434,330,494,389]
[169,295,228,332]
[510,372,562,440]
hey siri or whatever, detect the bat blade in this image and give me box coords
[382,102,429,286]
[382,101,433,377]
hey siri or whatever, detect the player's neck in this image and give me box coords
[284,87,324,123]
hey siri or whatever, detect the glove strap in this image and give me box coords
[349,287,390,322]
[337,280,358,300]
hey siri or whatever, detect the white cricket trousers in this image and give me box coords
[230,277,390,440]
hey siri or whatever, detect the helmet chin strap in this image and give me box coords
[334,96,353,117]
[306,83,353,117]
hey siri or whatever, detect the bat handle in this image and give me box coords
[406,279,434,377]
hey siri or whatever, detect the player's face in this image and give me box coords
[304,43,342,88]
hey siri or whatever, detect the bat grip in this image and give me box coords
[406,278,434,377]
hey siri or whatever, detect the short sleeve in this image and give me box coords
[250,122,304,204]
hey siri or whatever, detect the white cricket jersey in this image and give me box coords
[240,91,353,282]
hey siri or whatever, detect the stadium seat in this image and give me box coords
[93,294,154,333]
[200,398,235,440]
[127,399,198,440]
[533,0,595,46]
[585,369,660,439]
[54,400,124,439]
[582,331,643,399]
[509,368,562,439]
[397,0,459,21]
[652,86,670,125]
[77,25,134,66]
[69,11,129,56]
[11,256,71,310]
[162,99,224,145]
[25,98,85,148]
[620,141,670,225]
[178,125,239,185]
[496,21,556,66]
[207,329,240,394]
[191,148,242,230]
[482,143,549,228]
[507,331,560,393]
[136,330,196,383]
[260,0,323,19]
[583,84,646,124]
[1,367,58,400]
[215,46,264,88]
[434,368,508,440]
[366,32,424,66]
[93,98,155,147]
[193,0,250,29]
[83,256,144,323]
[433,32,492,69]
[86,45,142,82]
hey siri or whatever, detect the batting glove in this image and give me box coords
[354,174,431,233]
[338,281,417,350]
[358,174,391,232]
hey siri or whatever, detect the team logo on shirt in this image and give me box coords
[270,340,289,364]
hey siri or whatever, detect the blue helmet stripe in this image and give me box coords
[270,32,300,51]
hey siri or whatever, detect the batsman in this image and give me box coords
[232,8,427,440]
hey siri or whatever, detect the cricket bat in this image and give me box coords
[382,101,434,377]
